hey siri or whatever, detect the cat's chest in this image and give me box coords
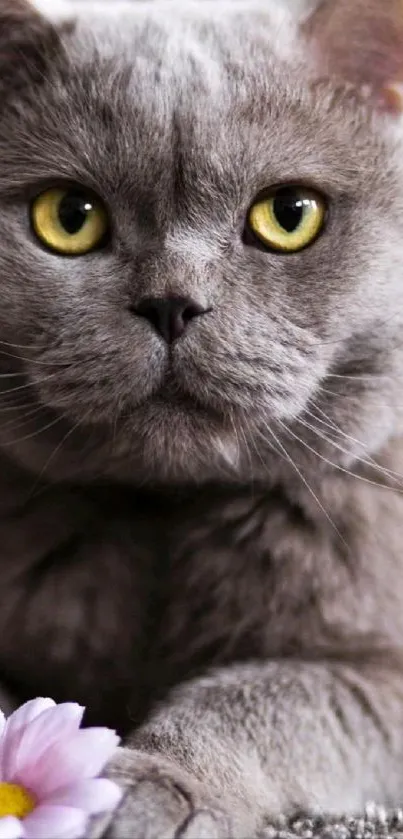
[0,485,300,723]
[0,481,395,731]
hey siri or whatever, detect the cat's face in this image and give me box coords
[1,0,403,484]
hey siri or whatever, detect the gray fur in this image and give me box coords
[0,0,403,835]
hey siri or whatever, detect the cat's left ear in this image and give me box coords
[0,0,62,90]
[301,0,403,113]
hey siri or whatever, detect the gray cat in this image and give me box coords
[0,0,403,835]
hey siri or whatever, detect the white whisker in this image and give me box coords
[309,401,403,486]
[2,416,63,448]
[264,420,350,552]
[27,418,85,500]
[284,415,403,496]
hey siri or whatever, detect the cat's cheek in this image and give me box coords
[25,339,165,425]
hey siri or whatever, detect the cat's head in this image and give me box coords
[0,0,403,485]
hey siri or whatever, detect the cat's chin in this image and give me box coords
[150,391,224,422]
[106,396,243,484]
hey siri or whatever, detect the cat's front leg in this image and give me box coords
[91,658,403,838]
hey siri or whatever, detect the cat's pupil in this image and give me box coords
[58,192,91,235]
[273,188,304,233]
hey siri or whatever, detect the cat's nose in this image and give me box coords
[134,296,209,344]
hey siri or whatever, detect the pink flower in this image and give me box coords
[0,698,122,839]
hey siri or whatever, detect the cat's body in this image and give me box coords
[4,443,403,828]
[3,442,403,731]
[1,0,403,835]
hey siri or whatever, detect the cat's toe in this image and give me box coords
[96,747,234,838]
[176,808,232,838]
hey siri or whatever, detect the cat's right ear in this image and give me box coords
[301,0,403,114]
[0,0,62,91]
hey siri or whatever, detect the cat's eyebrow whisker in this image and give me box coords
[262,420,351,552]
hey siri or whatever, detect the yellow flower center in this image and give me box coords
[0,782,36,819]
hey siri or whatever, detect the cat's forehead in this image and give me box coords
[35,0,298,55]
[18,5,303,156]
[48,2,378,139]
[2,0,390,205]
[46,3,331,149]
[62,2,297,90]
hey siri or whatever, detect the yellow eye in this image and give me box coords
[31,188,109,256]
[248,186,326,253]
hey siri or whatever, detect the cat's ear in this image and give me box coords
[0,0,62,90]
[301,0,403,113]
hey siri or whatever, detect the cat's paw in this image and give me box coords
[96,746,240,838]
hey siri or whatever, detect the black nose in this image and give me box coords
[134,296,208,344]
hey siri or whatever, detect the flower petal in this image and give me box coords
[0,701,55,780]
[47,779,123,815]
[0,817,24,839]
[7,705,85,787]
[4,700,55,737]
[19,729,120,799]
[22,806,86,839]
